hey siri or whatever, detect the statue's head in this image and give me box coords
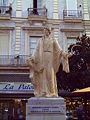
[44,27,51,36]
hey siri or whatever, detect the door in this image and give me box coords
[0,100,14,120]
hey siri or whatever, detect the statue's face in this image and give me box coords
[44,29,50,37]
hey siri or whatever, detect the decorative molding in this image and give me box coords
[0,27,14,30]
[65,32,80,38]
[61,28,84,32]
[22,26,44,30]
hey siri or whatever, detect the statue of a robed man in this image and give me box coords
[27,27,70,97]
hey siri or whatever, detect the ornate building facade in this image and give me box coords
[0,0,90,119]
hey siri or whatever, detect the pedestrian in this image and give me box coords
[77,105,83,120]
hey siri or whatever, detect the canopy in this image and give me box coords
[72,87,90,93]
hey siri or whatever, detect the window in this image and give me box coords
[0,0,2,5]
[29,36,42,56]
[66,0,77,17]
[0,0,8,14]
[0,0,7,5]
[33,0,42,15]
[67,38,77,51]
[66,0,77,10]
[33,0,42,8]
[0,34,9,64]
[0,34,9,55]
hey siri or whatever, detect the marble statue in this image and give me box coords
[27,27,70,97]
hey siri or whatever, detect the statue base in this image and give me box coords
[26,97,66,120]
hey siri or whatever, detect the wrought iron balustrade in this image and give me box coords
[27,8,47,17]
[63,10,83,19]
[0,5,12,16]
[0,55,29,66]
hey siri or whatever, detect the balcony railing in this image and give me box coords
[0,5,12,17]
[27,8,47,19]
[0,55,29,66]
[63,10,83,19]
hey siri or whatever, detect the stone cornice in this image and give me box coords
[22,26,44,30]
[61,28,84,32]
[0,27,14,30]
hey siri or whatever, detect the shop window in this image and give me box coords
[29,36,42,56]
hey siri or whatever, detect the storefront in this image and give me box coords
[65,97,90,120]
[0,82,34,120]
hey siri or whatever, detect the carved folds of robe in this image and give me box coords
[28,36,69,97]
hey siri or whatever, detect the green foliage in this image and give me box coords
[57,34,90,92]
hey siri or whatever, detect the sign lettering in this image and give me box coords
[0,82,34,92]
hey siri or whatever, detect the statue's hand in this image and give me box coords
[62,51,72,58]
[30,57,34,63]
[68,52,72,58]
[39,66,44,73]
[26,57,34,66]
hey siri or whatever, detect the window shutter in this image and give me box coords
[0,34,9,55]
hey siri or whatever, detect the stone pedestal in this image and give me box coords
[26,97,66,120]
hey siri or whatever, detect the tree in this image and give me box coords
[57,34,90,92]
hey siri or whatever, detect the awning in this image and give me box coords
[72,87,90,93]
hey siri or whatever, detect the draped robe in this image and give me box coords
[27,36,69,97]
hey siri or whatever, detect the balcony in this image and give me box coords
[0,5,12,20]
[27,8,47,22]
[0,55,29,67]
[63,10,83,22]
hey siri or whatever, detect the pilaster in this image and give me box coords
[53,0,58,19]
[63,32,67,52]
[15,0,22,55]
[15,23,21,55]
[53,25,59,42]
[16,0,22,17]
[83,0,89,20]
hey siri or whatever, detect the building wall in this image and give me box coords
[87,0,90,18]
[0,0,86,56]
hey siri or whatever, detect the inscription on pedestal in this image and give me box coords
[27,105,65,114]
